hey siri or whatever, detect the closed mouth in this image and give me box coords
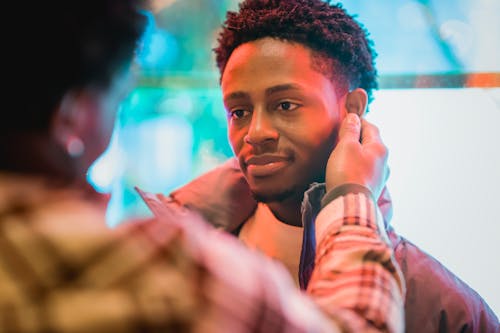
[244,154,290,177]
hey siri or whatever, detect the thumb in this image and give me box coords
[338,113,361,143]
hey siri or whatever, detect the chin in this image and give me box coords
[249,182,308,204]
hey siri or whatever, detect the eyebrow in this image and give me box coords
[223,91,249,102]
[265,83,302,96]
[223,83,302,102]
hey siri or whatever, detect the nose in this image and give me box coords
[244,109,278,145]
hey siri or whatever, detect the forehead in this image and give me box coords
[221,37,334,95]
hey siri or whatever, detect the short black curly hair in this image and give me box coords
[214,0,378,103]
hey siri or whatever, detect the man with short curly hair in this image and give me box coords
[144,0,499,332]
[0,0,404,332]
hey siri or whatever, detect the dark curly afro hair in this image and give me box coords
[214,0,378,103]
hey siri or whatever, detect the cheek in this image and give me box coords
[228,125,245,154]
[100,94,121,136]
[289,119,339,164]
[85,100,118,157]
[290,115,338,145]
[102,107,117,140]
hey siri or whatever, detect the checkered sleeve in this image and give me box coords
[307,185,405,333]
[0,213,206,333]
[138,185,405,333]
[138,200,340,333]
[1,184,404,333]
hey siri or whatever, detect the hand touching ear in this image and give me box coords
[325,113,389,200]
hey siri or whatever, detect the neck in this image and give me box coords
[1,131,85,188]
[267,196,304,227]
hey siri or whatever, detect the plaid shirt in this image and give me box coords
[0,174,404,332]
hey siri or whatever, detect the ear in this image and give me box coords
[345,88,368,117]
[51,90,88,156]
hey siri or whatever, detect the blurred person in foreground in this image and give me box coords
[140,0,499,332]
[0,0,404,332]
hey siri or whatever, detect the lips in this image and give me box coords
[244,154,290,177]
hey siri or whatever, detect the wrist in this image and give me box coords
[321,183,374,209]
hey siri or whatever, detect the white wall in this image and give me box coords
[367,88,500,317]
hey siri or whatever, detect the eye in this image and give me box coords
[229,109,250,120]
[277,101,299,112]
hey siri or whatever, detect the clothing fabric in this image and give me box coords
[0,173,198,332]
[149,158,499,333]
[138,182,404,333]
[1,172,403,333]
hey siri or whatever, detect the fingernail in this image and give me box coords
[346,113,360,126]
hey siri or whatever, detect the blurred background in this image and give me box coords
[88,0,500,315]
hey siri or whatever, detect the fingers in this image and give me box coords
[360,118,381,145]
[361,118,388,158]
[338,113,361,143]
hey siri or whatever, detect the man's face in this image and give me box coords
[221,37,347,202]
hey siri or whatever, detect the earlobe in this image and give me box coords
[52,90,87,157]
[345,88,368,117]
